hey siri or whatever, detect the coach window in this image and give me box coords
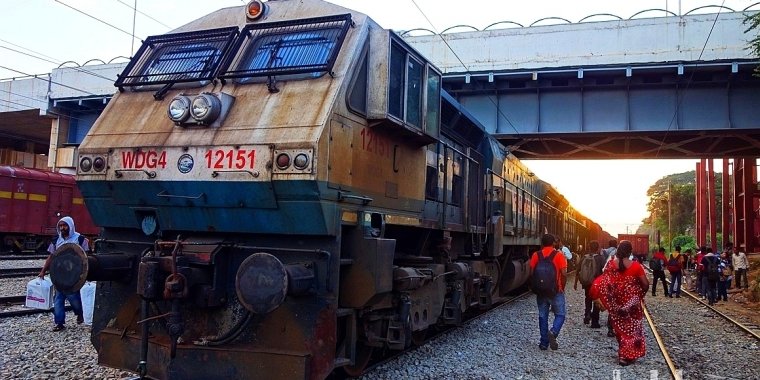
[425,69,441,138]
[425,165,438,200]
[451,153,463,206]
[405,56,423,128]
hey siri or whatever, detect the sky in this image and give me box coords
[1,0,756,236]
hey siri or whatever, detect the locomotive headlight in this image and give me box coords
[190,94,221,124]
[275,153,291,170]
[293,153,309,170]
[92,156,106,172]
[79,157,92,172]
[167,96,191,123]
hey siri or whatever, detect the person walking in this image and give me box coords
[574,240,606,328]
[729,243,749,289]
[701,248,720,306]
[530,233,568,351]
[650,247,669,297]
[667,246,684,298]
[604,239,618,263]
[38,216,89,331]
[591,240,649,366]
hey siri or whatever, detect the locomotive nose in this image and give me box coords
[235,253,288,314]
[50,242,89,293]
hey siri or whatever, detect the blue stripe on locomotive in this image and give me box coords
[78,180,337,235]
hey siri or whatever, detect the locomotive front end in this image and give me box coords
[73,2,367,379]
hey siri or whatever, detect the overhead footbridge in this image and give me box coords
[404,7,760,159]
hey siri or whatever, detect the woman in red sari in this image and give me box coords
[591,240,650,366]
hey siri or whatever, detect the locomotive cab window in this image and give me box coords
[387,38,441,139]
[219,14,352,83]
[115,27,238,91]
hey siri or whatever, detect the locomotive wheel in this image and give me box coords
[342,343,373,377]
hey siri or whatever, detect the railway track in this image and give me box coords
[644,265,760,379]
[0,294,69,319]
[0,267,41,279]
[0,255,49,261]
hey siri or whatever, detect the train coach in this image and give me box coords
[0,165,97,253]
[46,1,608,379]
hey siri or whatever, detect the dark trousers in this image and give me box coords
[718,280,728,301]
[652,270,669,295]
[735,268,748,289]
[706,279,718,304]
[583,286,600,325]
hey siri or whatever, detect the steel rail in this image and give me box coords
[0,255,49,260]
[678,286,760,341]
[642,302,681,380]
[0,267,41,279]
[646,265,760,341]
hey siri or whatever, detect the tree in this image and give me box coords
[638,170,723,250]
[746,11,760,74]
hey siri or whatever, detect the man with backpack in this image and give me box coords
[667,246,685,297]
[574,240,605,328]
[530,233,568,351]
[700,248,720,305]
[650,247,669,297]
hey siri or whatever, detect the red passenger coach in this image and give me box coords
[0,166,97,253]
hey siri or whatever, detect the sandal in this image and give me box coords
[618,358,635,366]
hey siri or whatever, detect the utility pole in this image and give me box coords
[668,180,672,252]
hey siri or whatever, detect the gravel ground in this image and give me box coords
[643,281,760,379]
[361,276,670,380]
[0,271,135,380]
[2,267,757,380]
[0,259,46,270]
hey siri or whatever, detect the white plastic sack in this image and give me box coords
[80,282,97,325]
[26,277,55,310]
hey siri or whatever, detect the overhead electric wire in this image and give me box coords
[408,0,522,136]
[654,0,726,158]
[0,65,98,96]
[114,0,172,29]
[53,0,145,41]
[0,88,48,105]
[0,43,114,82]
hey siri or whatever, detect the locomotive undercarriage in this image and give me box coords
[338,221,529,375]
[66,217,531,380]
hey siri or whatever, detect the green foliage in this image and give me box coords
[639,170,724,248]
[746,11,760,74]
[670,235,697,253]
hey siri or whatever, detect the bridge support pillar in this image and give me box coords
[732,158,759,253]
[722,159,731,249]
[707,159,717,252]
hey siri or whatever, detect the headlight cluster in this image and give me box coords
[168,93,222,125]
[79,155,107,174]
[273,149,313,173]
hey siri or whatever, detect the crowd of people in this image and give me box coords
[530,235,753,367]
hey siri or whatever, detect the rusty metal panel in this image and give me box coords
[328,120,352,188]
[339,237,395,308]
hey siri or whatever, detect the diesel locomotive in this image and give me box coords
[49,1,608,379]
